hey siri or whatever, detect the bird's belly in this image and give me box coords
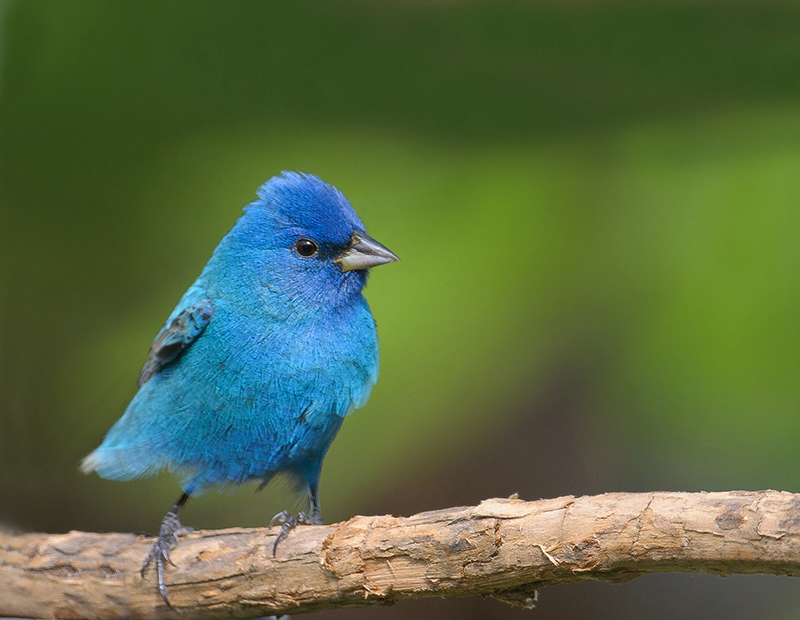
[140,313,374,489]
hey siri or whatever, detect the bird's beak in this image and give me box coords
[334,231,399,273]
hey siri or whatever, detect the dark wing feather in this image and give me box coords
[138,299,214,386]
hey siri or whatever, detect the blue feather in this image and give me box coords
[82,172,395,498]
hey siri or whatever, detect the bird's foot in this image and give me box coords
[270,509,322,555]
[141,511,194,608]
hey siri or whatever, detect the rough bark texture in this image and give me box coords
[2,490,800,619]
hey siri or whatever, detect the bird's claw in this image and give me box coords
[269,509,294,528]
[270,510,317,555]
[141,512,192,608]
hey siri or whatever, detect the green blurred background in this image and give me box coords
[2,1,800,618]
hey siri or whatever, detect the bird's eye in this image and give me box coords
[293,238,319,258]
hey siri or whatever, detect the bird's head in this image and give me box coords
[223,172,398,314]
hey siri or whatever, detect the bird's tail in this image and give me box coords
[80,446,165,481]
[79,450,102,474]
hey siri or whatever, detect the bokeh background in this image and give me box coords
[2,1,800,618]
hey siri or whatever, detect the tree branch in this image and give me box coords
[2,490,800,619]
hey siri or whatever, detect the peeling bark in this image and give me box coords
[2,491,800,619]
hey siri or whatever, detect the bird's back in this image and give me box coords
[84,284,379,493]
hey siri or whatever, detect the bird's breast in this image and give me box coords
[177,296,379,420]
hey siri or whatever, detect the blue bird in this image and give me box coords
[81,172,398,605]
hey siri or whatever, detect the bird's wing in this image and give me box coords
[138,297,214,387]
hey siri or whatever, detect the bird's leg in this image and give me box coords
[141,493,192,608]
[308,483,323,525]
[270,484,323,555]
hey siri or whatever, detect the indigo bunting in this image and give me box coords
[81,172,398,605]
